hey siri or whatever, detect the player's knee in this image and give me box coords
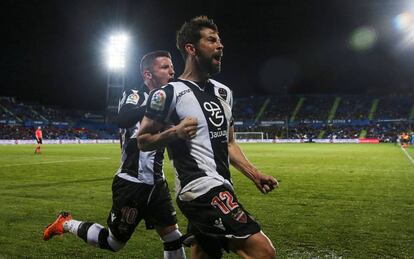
[261,243,276,259]
[105,229,126,252]
[241,232,276,259]
[96,226,126,252]
[78,223,126,252]
[254,237,276,259]
[243,241,275,259]
[110,222,134,244]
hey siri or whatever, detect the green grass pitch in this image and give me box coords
[0,143,413,258]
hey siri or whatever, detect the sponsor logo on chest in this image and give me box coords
[203,101,224,127]
[203,101,228,140]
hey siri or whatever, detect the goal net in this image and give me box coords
[234,132,264,140]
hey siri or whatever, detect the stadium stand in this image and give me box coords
[233,94,412,142]
[335,95,372,120]
[0,94,412,142]
[295,95,333,121]
[262,95,299,121]
[0,97,117,140]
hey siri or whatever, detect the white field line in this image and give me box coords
[0,157,111,168]
[400,146,414,166]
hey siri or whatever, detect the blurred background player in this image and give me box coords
[43,51,186,259]
[411,131,414,147]
[34,126,42,154]
[401,132,410,148]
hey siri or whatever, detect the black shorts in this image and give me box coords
[107,175,177,242]
[36,138,42,144]
[177,185,261,258]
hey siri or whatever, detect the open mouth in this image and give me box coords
[212,52,223,63]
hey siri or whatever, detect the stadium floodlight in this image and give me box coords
[393,12,414,49]
[394,12,413,32]
[104,32,129,125]
[106,32,129,71]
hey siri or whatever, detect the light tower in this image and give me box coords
[105,32,129,124]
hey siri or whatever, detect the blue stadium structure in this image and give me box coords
[0,94,412,142]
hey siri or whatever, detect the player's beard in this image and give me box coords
[196,50,221,76]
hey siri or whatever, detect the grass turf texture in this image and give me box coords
[0,143,413,258]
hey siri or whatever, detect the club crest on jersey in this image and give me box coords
[150,90,166,111]
[203,101,224,127]
[218,88,227,100]
[231,207,247,223]
[126,91,139,105]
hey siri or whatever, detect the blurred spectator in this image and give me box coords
[1,94,412,141]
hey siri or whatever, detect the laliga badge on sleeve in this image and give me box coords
[150,90,166,111]
[126,92,140,105]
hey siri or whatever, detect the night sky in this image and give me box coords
[1,0,413,110]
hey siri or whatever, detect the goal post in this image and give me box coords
[234,132,264,140]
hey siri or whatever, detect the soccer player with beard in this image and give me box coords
[43,51,186,259]
[138,16,278,259]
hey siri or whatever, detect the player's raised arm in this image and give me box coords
[228,125,279,194]
[138,116,198,151]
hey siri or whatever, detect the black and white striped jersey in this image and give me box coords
[117,87,165,185]
[145,79,234,200]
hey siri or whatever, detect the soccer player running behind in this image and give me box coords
[34,126,42,154]
[138,16,278,259]
[43,51,186,259]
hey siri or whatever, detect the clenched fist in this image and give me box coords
[176,117,198,140]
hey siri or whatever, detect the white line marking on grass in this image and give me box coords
[0,157,111,168]
[400,146,414,166]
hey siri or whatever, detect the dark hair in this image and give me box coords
[176,16,218,58]
[140,50,172,76]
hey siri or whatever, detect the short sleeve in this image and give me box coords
[145,84,175,123]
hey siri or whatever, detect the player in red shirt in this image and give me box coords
[35,126,43,154]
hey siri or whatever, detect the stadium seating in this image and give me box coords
[0,97,117,139]
[0,94,412,142]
